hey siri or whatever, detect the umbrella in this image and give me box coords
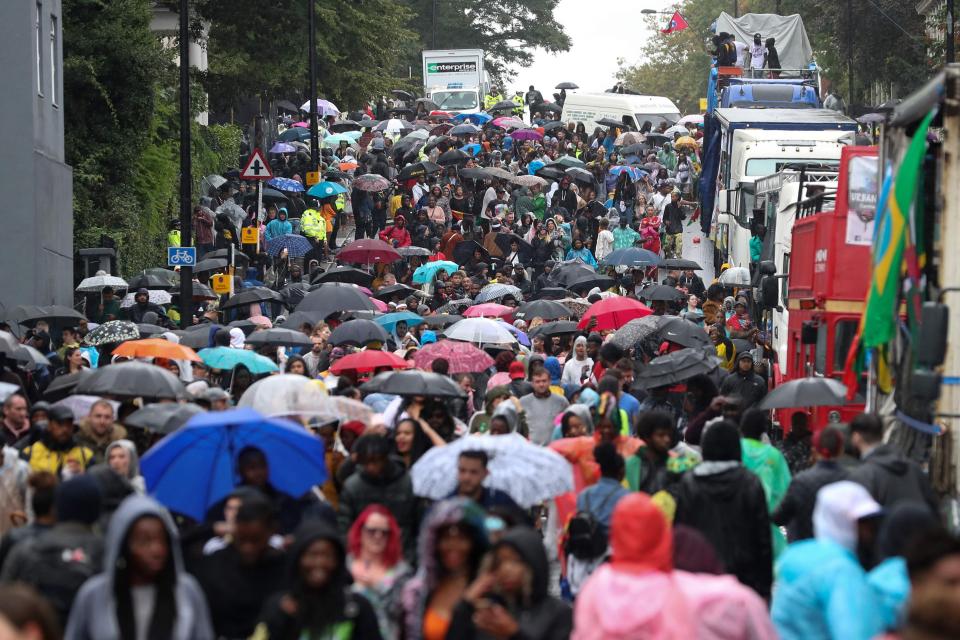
[758,377,848,410]
[452,112,491,124]
[52,396,121,423]
[550,156,585,169]
[533,287,574,300]
[43,369,93,401]
[372,283,420,301]
[374,119,414,134]
[615,132,644,146]
[474,283,523,304]
[328,319,389,346]
[197,347,279,374]
[491,234,534,265]
[555,81,579,90]
[221,286,284,310]
[76,273,129,293]
[450,123,481,136]
[267,177,305,192]
[329,350,412,375]
[567,274,616,294]
[421,314,463,328]
[436,298,474,314]
[512,128,544,142]
[719,266,751,286]
[452,240,489,266]
[300,98,340,115]
[464,303,512,320]
[412,261,459,285]
[659,258,702,270]
[375,311,425,333]
[534,165,566,181]
[15,305,84,328]
[141,408,327,521]
[127,272,177,289]
[134,323,168,337]
[530,320,580,337]
[550,262,606,289]
[12,345,51,370]
[307,181,348,199]
[601,247,661,268]
[483,167,515,180]
[636,284,685,302]
[361,369,465,398]
[397,161,442,181]
[678,114,703,126]
[620,143,646,157]
[120,290,172,308]
[193,257,229,273]
[411,433,572,507]
[313,265,374,287]
[413,341,495,374]
[353,174,391,192]
[542,120,565,132]
[645,133,670,146]
[511,174,548,188]
[245,328,313,348]
[173,324,223,350]
[490,116,525,129]
[84,320,140,346]
[329,120,361,132]
[278,128,311,143]
[237,374,329,417]
[76,361,184,399]
[337,239,402,264]
[112,338,201,362]
[266,233,313,258]
[124,403,204,434]
[279,283,310,308]
[635,347,721,389]
[424,134,452,151]
[321,133,358,148]
[565,167,597,189]
[437,149,471,166]
[578,297,652,331]
[298,283,377,319]
[858,113,887,124]
[514,300,570,321]
[487,100,518,112]
[182,282,217,301]
[443,318,517,346]
[269,142,296,154]
[596,117,629,130]
[458,167,488,180]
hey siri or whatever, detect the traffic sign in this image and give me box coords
[241,149,273,180]
[210,273,232,294]
[241,227,260,244]
[306,171,321,186]
[167,246,196,267]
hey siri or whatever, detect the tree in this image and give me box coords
[400,0,571,84]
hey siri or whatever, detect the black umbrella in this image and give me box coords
[14,305,84,328]
[540,103,562,114]
[458,167,488,180]
[124,403,204,434]
[437,149,471,166]
[227,319,259,336]
[549,263,597,288]
[276,100,299,113]
[530,320,579,337]
[638,284,686,302]
[494,233,534,262]
[84,320,140,346]
[397,161,443,181]
[175,281,218,301]
[532,287,573,300]
[450,123,481,136]
[452,240,489,266]
[565,167,598,189]
[534,165,566,181]
[555,81,579,90]
[128,272,178,289]
[297,283,377,320]
[245,328,314,348]
[487,100,518,112]
[398,246,432,258]
[43,369,94,401]
[329,120,360,132]
[136,323,168,337]
[221,286,284,310]
[193,257,229,273]
[341,310,380,321]
[596,117,630,130]
[515,299,571,320]
[659,258,703,270]
[328,319,389,346]
[436,298,474,314]
[542,121,565,132]
[421,314,463,328]
[242,188,289,205]
[312,265,375,287]
[174,324,223,350]
[620,143,646,156]
[281,311,328,330]
[645,316,711,349]
[635,347,721,390]
[758,377,848,410]
[602,247,661,268]
[644,133,670,146]
[567,274,616,294]
[279,282,310,307]
[424,135,452,152]
[373,284,419,301]
[324,170,350,181]
[361,369,465,398]
[76,361,184,399]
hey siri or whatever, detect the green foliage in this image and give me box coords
[399,0,571,85]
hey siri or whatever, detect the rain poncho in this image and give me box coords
[741,437,791,557]
[264,209,292,242]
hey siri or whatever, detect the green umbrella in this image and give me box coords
[197,347,279,374]
[307,181,348,199]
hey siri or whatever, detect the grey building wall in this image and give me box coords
[0,0,74,313]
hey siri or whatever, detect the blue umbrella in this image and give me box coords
[140,408,327,520]
[452,112,492,125]
[266,233,313,258]
[268,177,305,192]
[527,160,545,175]
[462,143,482,156]
[502,322,531,347]
[307,181,348,199]
[412,261,459,284]
[375,312,425,333]
[197,347,279,374]
[269,142,296,154]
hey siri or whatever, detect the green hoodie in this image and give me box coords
[741,437,791,557]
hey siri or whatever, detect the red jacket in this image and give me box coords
[379,224,411,247]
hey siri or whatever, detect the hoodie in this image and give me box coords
[447,527,572,640]
[848,444,937,512]
[65,495,214,640]
[104,439,145,494]
[337,458,418,560]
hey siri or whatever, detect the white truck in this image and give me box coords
[421,49,487,115]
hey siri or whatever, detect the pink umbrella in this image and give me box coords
[511,128,543,141]
[292,121,309,128]
[464,303,512,320]
[413,340,495,374]
[491,116,526,130]
[486,371,511,391]
[370,298,389,312]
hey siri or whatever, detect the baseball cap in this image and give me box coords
[508,361,526,380]
[48,405,75,423]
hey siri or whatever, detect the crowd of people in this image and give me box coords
[0,91,953,640]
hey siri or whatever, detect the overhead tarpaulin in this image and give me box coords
[714,12,813,71]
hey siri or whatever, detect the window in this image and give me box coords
[833,319,859,373]
[50,14,59,106]
[35,2,43,96]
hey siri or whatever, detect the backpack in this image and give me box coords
[26,537,101,622]
[565,489,618,560]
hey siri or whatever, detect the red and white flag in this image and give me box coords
[661,11,689,34]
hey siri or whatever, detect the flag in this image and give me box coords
[661,11,689,34]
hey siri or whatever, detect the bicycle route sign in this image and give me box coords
[167,246,196,267]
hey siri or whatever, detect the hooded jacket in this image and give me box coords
[104,439,146,494]
[379,218,412,247]
[264,211,293,242]
[64,495,214,640]
[337,458,418,560]
[772,460,848,542]
[848,444,937,512]
[447,527,572,640]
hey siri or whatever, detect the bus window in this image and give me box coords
[833,319,859,372]
[781,253,790,306]
[815,322,827,375]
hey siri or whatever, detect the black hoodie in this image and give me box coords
[446,527,572,640]
[849,444,937,512]
[337,459,419,560]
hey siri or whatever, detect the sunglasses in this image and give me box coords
[362,526,391,538]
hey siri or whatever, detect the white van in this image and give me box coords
[559,93,682,130]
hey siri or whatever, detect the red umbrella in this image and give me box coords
[464,303,513,320]
[337,239,402,264]
[577,297,652,331]
[413,340,496,374]
[329,350,412,375]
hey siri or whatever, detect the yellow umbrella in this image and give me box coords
[675,136,697,149]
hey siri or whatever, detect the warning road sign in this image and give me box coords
[241,149,273,180]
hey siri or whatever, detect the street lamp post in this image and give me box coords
[949,0,956,64]
[178,0,192,328]
[308,0,319,173]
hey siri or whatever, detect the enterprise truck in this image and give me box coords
[421,49,487,114]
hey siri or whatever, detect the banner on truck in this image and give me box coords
[845,155,879,246]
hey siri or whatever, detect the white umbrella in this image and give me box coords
[238,374,375,425]
[443,318,517,347]
[0,382,19,403]
[120,290,172,308]
[375,119,413,135]
[76,272,129,293]
[52,395,121,423]
[678,114,703,126]
[664,124,688,138]
[718,266,752,286]
[411,433,574,507]
[299,99,340,117]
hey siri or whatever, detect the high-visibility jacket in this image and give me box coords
[167,229,181,247]
[483,93,504,110]
[512,93,524,115]
[23,439,93,477]
[335,193,346,212]
[301,208,326,241]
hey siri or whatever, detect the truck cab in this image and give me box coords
[428,84,483,114]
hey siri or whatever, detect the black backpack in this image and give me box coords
[27,537,101,623]
[565,490,617,560]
